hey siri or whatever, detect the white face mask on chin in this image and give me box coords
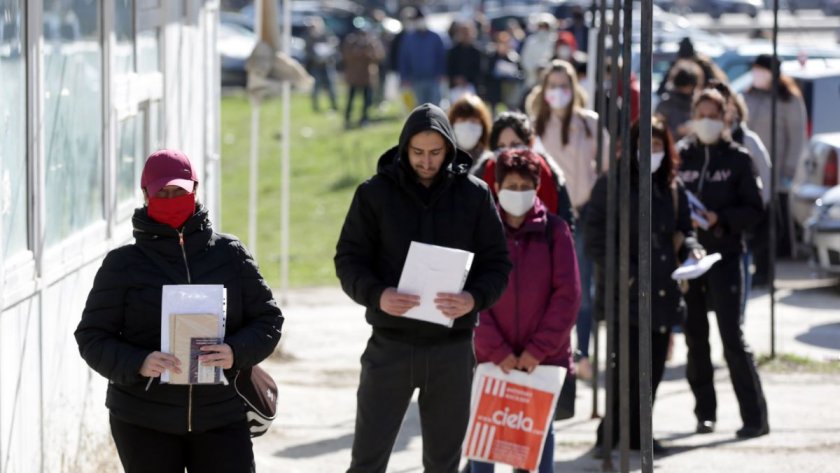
[692,118,725,145]
[651,151,665,173]
[453,122,484,150]
[498,189,536,217]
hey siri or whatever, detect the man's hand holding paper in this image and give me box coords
[434,291,475,319]
[380,288,421,316]
[140,351,182,378]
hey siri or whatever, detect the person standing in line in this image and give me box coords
[484,31,523,115]
[711,80,772,316]
[75,150,284,473]
[471,111,575,230]
[342,24,385,128]
[530,59,609,381]
[520,15,557,89]
[471,149,581,473]
[303,16,339,113]
[446,22,485,102]
[398,9,447,107]
[588,118,704,454]
[656,61,702,141]
[335,103,512,473]
[678,89,770,439]
[448,94,493,162]
[742,54,808,266]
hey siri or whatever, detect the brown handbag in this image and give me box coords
[233,365,278,437]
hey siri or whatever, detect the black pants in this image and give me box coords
[110,415,254,473]
[345,85,372,124]
[596,325,671,449]
[684,256,769,429]
[348,333,475,473]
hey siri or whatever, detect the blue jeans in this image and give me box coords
[470,428,555,473]
[411,78,441,107]
[741,250,752,319]
[574,221,594,358]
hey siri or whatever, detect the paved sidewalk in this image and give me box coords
[254,261,840,472]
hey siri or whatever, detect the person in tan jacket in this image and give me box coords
[529,59,609,381]
[342,25,385,128]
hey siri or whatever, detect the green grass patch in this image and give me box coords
[756,353,840,374]
[219,90,406,288]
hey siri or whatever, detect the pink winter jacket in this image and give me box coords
[474,200,581,369]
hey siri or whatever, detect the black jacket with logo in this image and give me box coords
[75,205,283,434]
[334,104,512,344]
[677,137,764,258]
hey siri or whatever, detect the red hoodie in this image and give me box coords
[475,199,581,369]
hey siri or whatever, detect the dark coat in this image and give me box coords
[446,42,485,89]
[677,137,764,258]
[334,104,512,344]
[342,31,385,87]
[75,205,283,434]
[475,200,580,368]
[586,172,701,331]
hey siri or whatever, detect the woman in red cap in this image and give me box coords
[75,149,284,472]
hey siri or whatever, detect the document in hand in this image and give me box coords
[671,253,723,281]
[161,285,227,384]
[397,242,474,328]
[685,190,710,230]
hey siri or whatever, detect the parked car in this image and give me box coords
[804,185,840,275]
[792,134,840,232]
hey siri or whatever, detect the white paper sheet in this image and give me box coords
[671,253,723,281]
[397,242,475,328]
[160,285,226,383]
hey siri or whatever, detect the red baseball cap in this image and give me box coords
[141,149,197,195]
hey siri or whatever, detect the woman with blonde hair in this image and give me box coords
[529,59,608,380]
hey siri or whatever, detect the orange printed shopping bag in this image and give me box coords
[464,363,566,471]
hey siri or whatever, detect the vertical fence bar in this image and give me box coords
[638,0,654,469]
[619,0,634,470]
[591,0,610,421]
[770,0,779,360]
[601,0,623,467]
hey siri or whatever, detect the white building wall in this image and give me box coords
[0,1,221,471]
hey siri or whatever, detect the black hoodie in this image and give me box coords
[335,104,512,344]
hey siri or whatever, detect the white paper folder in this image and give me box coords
[397,242,474,328]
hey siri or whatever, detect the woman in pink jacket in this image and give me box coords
[472,149,581,473]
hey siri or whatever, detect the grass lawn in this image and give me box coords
[219,90,406,288]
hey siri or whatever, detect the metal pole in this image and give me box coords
[638,0,655,469]
[248,99,260,256]
[619,0,634,469]
[770,0,779,360]
[591,0,610,421]
[601,0,623,466]
[280,0,292,305]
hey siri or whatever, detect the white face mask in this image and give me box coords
[692,118,725,144]
[752,68,772,89]
[556,45,572,60]
[498,189,536,217]
[650,151,665,173]
[453,122,484,150]
[545,87,572,110]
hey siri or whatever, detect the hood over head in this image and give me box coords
[377,103,474,180]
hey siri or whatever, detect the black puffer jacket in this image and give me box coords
[677,137,764,258]
[334,104,512,344]
[586,172,702,331]
[75,205,283,434]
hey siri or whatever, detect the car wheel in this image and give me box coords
[710,9,722,19]
[748,6,759,17]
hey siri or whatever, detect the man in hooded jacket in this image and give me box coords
[335,103,511,473]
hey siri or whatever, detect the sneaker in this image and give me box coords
[576,356,593,382]
[696,420,716,434]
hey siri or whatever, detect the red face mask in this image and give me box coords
[147,193,196,229]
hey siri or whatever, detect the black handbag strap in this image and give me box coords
[134,244,188,284]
